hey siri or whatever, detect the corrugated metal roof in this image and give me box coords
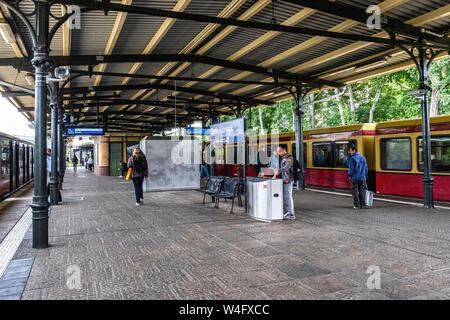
[0,0,447,130]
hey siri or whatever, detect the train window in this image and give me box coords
[335,140,357,168]
[256,145,270,166]
[215,145,225,164]
[226,146,236,164]
[417,136,450,173]
[292,143,307,166]
[248,144,257,165]
[380,138,412,171]
[237,143,245,165]
[312,142,333,167]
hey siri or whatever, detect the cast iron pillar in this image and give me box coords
[291,83,306,191]
[49,90,59,205]
[399,35,441,208]
[30,0,50,249]
[418,45,434,209]
[58,101,64,190]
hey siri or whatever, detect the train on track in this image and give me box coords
[213,114,450,201]
[0,132,34,201]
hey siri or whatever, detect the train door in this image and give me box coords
[25,146,29,182]
[30,147,34,179]
[13,142,19,189]
[20,144,25,185]
[109,142,123,176]
[0,137,12,197]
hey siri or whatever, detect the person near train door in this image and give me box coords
[347,145,369,210]
[273,145,295,220]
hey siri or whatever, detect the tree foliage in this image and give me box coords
[220,58,450,132]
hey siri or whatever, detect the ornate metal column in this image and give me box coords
[399,36,443,209]
[288,83,308,191]
[418,45,434,209]
[30,0,50,248]
[58,101,65,190]
[49,85,59,205]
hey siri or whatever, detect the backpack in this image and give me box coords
[292,158,302,181]
[132,155,146,175]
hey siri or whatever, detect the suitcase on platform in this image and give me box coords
[365,190,374,207]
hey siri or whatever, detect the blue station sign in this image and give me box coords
[186,128,210,135]
[65,127,104,136]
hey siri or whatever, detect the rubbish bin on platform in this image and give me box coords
[247,177,283,222]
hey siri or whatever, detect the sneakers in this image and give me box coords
[119,176,123,178]
[353,206,359,210]
[362,205,370,209]
[283,213,296,220]
[140,199,144,205]
[135,202,141,206]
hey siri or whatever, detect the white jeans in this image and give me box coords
[283,182,294,215]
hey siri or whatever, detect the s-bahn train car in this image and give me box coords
[212,114,450,202]
[0,132,34,201]
[375,114,450,201]
[304,123,376,190]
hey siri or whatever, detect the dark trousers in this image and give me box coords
[132,176,144,203]
[350,180,367,208]
[121,170,127,177]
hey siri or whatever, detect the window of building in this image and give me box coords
[418,136,450,172]
[380,138,412,171]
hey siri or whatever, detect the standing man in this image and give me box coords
[347,145,369,210]
[273,145,295,220]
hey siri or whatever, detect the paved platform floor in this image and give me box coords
[6,168,450,299]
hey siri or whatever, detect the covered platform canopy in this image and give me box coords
[0,0,448,131]
[0,0,448,248]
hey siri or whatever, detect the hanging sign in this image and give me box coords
[66,127,104,136]
[210,118,245,145]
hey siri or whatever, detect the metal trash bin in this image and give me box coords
[247,177,283,222]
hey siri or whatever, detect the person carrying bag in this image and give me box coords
[127,148,148,206]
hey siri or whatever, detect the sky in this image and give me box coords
[0,97,34,139]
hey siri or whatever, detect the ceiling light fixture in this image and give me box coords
[0,21,16,44]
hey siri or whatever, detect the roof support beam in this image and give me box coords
[69,69,293,86]
[282,0,448,47]
[61,83,272,106]
[0,54,339,86]
[50,0,446,49]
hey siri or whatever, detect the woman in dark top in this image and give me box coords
[127,148,148,205]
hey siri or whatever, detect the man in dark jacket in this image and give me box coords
[273,145,295,220]
[347,145,369,210]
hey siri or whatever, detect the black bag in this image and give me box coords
[132,155,146,175]
[292,158,302,181]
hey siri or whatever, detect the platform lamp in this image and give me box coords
[25,73,35,86]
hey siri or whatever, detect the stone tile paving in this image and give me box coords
[9,168,450,299]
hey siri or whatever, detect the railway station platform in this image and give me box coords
[1,168,450,300]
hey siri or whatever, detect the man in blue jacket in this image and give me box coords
[347,145,369,210]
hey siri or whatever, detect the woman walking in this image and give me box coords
[127,148,148,206]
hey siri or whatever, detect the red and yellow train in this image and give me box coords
[213,114,450,201]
